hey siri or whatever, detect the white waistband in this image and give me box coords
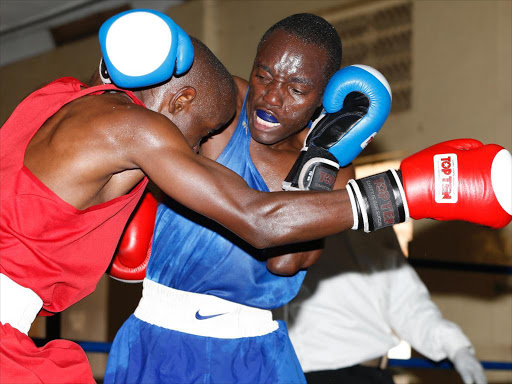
[134,278,279,339]
[0,273,43,334]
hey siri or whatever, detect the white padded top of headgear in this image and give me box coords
[106,12,172,76]
[352,64,392,100]
[491,149,512,215]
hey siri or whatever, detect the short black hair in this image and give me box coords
[172,37,236,116]
[258,13,342,81]
[190,37,234,92]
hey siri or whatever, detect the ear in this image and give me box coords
[169,87,196,114]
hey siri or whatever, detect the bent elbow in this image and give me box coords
[242,217,282,250]
[266,258,301,276]
[243,227,274,249]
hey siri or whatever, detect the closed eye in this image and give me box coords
[255,74,271,84]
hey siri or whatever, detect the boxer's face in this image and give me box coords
[247,30,329,145]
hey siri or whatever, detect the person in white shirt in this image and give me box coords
[284,228,487,384]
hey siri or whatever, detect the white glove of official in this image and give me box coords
[451,347,487,384]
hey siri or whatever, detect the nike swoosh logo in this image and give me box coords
[195,310,226,320]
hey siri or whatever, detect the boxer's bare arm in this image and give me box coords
[24,89,353,252]
[265,164,355,275]
[126,109,354,249]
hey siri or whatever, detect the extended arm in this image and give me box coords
[127,110,354,250]
[122,111,511,250]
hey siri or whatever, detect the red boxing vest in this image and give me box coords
[0,77,148,314]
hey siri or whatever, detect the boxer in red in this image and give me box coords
[0,10,232,382]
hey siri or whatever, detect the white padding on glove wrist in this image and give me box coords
[347,178,370,232]
[345,180,359,230]
[389,168,410,222]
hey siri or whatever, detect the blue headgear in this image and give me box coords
[98,9,194,88]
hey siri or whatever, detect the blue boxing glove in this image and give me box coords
[98,9,194,88]
[282,65,392,191]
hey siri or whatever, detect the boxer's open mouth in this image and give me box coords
[255,109,280,128]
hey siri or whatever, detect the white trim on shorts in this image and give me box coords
[0,273,43,334]
[134,278,279,339]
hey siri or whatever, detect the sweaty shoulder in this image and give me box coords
[200,76,248,160]
[97,94,186,163]
[63,92,185,171]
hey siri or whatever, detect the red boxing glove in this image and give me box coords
[346,139,511,231]
[401,139,511,228]
[108,191,157,282]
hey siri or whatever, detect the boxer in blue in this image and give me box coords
[104,13,511,384]
[104,14,383,384]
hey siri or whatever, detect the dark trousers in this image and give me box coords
[305,365,395,384]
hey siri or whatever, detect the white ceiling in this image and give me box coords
[0,0,182,66]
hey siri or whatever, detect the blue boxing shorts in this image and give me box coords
[105,279,306,384]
